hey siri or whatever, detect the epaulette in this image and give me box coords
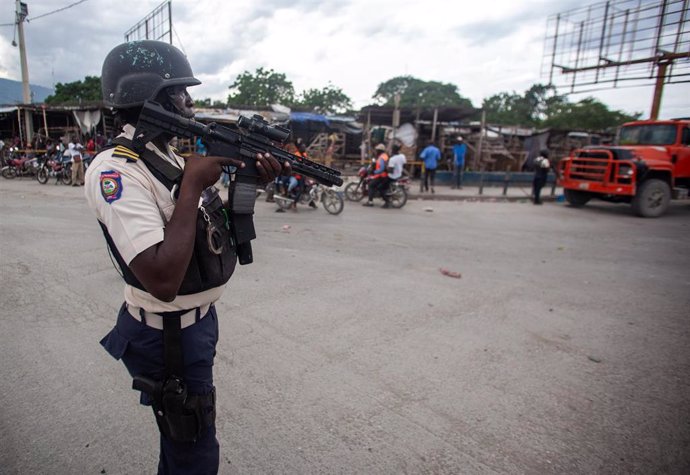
[112,145,139,162]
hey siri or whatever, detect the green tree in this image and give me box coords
[373,76,473,109]
[295,84,352,114]
[44,76,101,104]
[482,91,531,125]
[227,67,295,107]
[482,83,565,126]
[544,97,640,130]
[482,83,638,130]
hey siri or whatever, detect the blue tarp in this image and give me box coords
[289,112,330,125]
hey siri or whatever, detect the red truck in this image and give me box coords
[559,119,690,217]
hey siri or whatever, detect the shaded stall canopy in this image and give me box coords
[0,102,109,146]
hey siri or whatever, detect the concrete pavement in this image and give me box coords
[1,177,689,474]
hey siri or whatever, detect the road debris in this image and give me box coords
[439,268,462,278]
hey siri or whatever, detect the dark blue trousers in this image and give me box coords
[101,303,220,474]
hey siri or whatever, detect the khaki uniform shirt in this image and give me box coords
[84,124,225,312]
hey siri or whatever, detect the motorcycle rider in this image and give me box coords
[362,143,389,207]
[387,144,407,183]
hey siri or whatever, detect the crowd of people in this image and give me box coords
[0,133,114,186]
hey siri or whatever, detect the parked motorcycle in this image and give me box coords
[1,147,39,179]
[36,152,72,185]
[344,166,409,208]
[273,179,344,215]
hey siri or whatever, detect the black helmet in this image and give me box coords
[539,148,549,158]
[101,40,200,108]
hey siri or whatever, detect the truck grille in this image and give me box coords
[571,151,634,185]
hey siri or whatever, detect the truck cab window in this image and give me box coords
[682,127,690,146]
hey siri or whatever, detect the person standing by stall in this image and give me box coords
[419,140,440,194]
[451,136,467,189]
[532,148,551,205]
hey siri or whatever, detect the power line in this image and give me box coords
[27,0,90,22]
[0,0,91,26]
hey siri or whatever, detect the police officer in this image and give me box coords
[85,40,286,474]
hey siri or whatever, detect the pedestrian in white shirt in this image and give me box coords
[68,137,85,186]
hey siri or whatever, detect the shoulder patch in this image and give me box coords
[100,170,123,203]
[112,145,139,162]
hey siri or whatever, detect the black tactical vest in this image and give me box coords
[98,138,236,295]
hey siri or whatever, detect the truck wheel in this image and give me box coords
[564,189,591,207]
[631,179,671,218]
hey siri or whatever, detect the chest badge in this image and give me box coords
[100,170,123,203]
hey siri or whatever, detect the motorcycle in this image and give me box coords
[273,178,344,215]
[36,152,72,185]
[344,166,409,208]
[1,147,39,179]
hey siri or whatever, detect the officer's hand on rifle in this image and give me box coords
[183,154,245,191]
[255,152,290,184]
[183,152,290,190]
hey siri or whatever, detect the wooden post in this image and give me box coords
[431,108,438,142]
[361,111,371,164]
[476,110,486,171]
[391,93,400,152]
[42,106,49,139]
[17,107,24,146]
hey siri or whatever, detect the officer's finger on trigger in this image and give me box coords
[215,156,244,169]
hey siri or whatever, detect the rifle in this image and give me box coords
[131,100,343,265]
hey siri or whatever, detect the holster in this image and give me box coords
[131,312,216,444]
[138,376,215,443]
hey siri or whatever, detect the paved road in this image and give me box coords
[1,179,689,474]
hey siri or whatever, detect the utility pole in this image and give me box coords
[16,0,33,143]
[650,58,671,121]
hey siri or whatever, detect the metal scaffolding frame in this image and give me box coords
[124,0,172,44]
[542,0,690,118]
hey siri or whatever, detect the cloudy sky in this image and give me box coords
[1,0,688,118]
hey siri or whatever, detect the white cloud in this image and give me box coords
[0,0,688,118]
